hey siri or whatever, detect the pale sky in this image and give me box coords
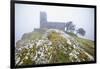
[15,3,95,42]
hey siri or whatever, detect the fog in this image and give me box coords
[15,4,95,42]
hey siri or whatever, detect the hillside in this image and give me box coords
[15,29,94,66]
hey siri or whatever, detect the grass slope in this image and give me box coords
[75,37,94,57]
[15,30,95,66]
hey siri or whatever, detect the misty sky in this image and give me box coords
[15,3,95,42]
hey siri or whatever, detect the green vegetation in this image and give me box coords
[66,32,77,37]
[15,29,94,66]
[48,31,67,46]
[75,37,94,56]
[65,32,94,57]
[22,32,43,40]
[16,46,36,65]
[47,31,73,63]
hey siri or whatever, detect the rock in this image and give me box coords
[25,56,28,59]
[67,40,71,45]
[16,57,20,64]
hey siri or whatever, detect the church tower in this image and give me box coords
[40,12,47,28]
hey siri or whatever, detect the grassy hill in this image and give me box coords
[15,29,95,66]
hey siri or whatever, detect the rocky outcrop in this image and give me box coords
[15,29,94,65]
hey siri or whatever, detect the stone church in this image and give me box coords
[34,12,72,32]
[40,12,72,32]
